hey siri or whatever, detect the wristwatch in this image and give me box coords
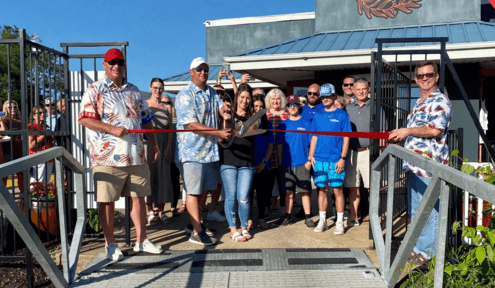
[262,159,267,164]
[340,156,346,160]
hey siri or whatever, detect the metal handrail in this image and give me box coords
[370,145,495,288]
[0,147,87,288]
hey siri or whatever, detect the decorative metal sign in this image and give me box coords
[357,0,422,19]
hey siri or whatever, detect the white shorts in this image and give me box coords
[344,149,370,189]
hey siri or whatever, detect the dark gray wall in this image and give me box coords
[206,19,315,64]
[315,0,481,32]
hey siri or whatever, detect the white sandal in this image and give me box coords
[147,211,158,226]
[230,231,246,242]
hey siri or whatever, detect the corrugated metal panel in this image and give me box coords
[232,21,495,56]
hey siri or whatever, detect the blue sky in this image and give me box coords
[2,0,315,95]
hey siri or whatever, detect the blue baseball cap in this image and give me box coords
[319,83,336,97]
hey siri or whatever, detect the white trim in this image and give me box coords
[225,41,495,71]
[204,12,315,27]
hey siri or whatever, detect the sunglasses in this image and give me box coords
[416,73,437,79]
[194,67,209,73]
[11,106,18,109]
[161,101,172,105]
[107,60,125,66]
[287,103,299,108]
[307,92,319,96]
[343,83,354,87]
[45,104,52,107]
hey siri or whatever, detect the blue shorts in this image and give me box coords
[314,161,345,188]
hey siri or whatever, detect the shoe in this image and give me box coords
[105,243,124,261]
[361,215,370,222]
[258,219,269,229]
[185,223,216,236]
[133,239,163,254]
[206,210,226,222]
[334,221,344,235]
[328,216,336,225]
[189,231,217,246]
[273,216,286,227]
[347,219,360,227]
[305,218,316,228]
[160,214,171,224]
[294,209,305,219]
[314,219,328,233]
[147,211,159,226]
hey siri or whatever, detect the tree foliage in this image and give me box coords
[0,25,65,104]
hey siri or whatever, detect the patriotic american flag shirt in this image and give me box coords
[403,89,452,178]
[78,76,153,169]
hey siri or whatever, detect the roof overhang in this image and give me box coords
[163,78,278,94]
[224,41,495,88]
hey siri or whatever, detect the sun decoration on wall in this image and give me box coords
[357,0,422,19]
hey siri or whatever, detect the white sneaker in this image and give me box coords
[133,239,163,254]
[328,216,336,225]
[105,243,124,261]
[334,221,345,235]
[206,210,226,222]
[314,219,328,233]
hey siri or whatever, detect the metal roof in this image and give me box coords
[163,65,243,82]
[233,21,495,57]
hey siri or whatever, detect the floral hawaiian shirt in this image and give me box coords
[403,89,452,177]
[175,81,223,163]
[78,76,153,168]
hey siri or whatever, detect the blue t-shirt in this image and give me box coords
[278,117,311,167]
[301,103,324,123]
[310,108,352,163]
[254,121,274,169]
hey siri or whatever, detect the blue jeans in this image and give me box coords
[408,173,439,259]
[221,165,254,228]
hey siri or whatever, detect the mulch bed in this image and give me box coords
[0,243,61,288]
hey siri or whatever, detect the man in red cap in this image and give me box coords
[79,48,163,261]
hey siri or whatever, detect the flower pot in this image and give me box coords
[20,199,60,236]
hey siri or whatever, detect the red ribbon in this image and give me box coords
[129,129,390,140]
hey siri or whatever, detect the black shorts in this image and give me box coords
[281,164,311,194]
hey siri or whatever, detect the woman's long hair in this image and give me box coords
[233,83,253,119]
[252,94,269,136]
[2,100,22,120]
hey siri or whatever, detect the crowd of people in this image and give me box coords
[0,47,450,266]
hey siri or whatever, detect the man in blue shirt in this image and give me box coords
[275,95,314,228]
[308,84,351,235]
[300,83,324,123]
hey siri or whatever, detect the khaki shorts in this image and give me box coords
[92,164,151,202]
[344,149,370,189]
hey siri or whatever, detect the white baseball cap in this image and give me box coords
[190,57,209,70]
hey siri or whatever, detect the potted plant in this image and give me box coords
[27,181,60,236]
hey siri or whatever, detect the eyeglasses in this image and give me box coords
[287,103,299,108]
[307,92,319,96]
[194,67,209,73]
[343,83,354,87]
[416,73,437,79]
[107,60,125,66]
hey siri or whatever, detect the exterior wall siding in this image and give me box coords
[206,19,315,64]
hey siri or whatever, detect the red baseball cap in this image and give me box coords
[287,95,299,104]
[104,48,125,62]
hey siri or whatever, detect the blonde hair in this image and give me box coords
[2,100,22,120]
[265,88,287,110]
[336,96,346,109]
